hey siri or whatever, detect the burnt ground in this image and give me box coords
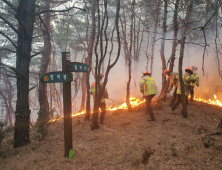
[1,98,222,170]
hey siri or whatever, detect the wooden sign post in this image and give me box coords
[40,52,91,158]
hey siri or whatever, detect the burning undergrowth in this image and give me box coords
[48,93,222,124]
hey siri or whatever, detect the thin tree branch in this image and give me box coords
[31,52,42,58]
[0,31,17,48]
[0,48,16,53]
[35,6,85,15]
[2,0,17,11]
[3,73,19,78]
[0,62,23,77]
[29,84,38,91]
[37,14,50,40]
[0,16,19,34]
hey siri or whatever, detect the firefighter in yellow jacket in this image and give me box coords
[190,65,199,101]
[163,69,179,106]
[171,67,196,111]
[90,73,109,124]
[139,71,157,121]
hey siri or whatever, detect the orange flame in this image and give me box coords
[48,95,222,123]
[107,97,145,111]
[48,97,145,122]
[191,94,222,107]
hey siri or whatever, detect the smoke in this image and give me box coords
[97,30,222,107]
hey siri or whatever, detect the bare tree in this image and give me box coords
[150,0,161,74]
[126,0,135,112]
[159,0,168,99]
[37,0,51,123]
[85,0,96,121]
[91,0,121,129]
[179,0,194,118]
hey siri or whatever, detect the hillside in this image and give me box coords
[0,98,222,170]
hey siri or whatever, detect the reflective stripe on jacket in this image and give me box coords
[89,81,109,103]
[191,71,199,86]
[177,72,195,96]
[139,75,157,96]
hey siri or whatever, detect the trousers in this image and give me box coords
[145,95,155,120]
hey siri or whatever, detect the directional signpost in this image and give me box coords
[40,72,73,83]
[40,52,91,158]
[67,62,91,72]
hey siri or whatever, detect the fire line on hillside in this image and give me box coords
[48,95,222,123]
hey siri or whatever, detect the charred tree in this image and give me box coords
[179,0,194,118]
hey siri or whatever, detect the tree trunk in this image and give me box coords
[85,0,96,121]
[80,72,86,111]
[159,0,168,99]
[164,0,180,95]
[38,0,51,122]
[92,0,121,129]
[14,0,36,148]
[126,0,135,112]
[2,69,14,127]
[150,0,161,74]
[0,90,13,128]
[179,0,194,118]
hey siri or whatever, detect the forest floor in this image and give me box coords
[0,97,222,170]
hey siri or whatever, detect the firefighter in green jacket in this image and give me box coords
[190,65,199,101]
[90,73,109,124]
[171,67,196,111]
[163,69,179,106]
[139,71,157,121]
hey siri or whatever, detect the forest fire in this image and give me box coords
[48,97,145,123]
[107,97,145,111]
[48,95,222,123]
[191,94,222,107]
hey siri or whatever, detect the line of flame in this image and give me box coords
[48,95,222,123]
[191,94,222,106]
[48,97,145,123]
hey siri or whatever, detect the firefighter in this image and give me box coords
[139,71,157,121]
[171,67,196,111]
[190,65,199,101]
[163,69,179,106]
[90,73,109,124]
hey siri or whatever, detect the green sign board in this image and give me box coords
[67,62,91,72]
[40,72,73,83]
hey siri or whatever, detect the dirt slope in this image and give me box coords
[1,98,222,170]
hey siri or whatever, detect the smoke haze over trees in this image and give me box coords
[0,0,222,145]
